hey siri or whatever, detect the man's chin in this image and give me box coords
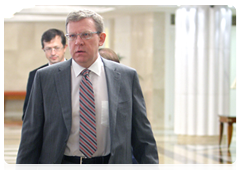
[50,59,60,64]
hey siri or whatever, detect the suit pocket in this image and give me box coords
[124,164,133,170]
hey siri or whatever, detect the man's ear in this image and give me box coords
[63,44,68,52]
[99,32,106,46]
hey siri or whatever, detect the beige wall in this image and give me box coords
[4,21,70,91]
[110,12,165,129]
[130,12,165,129]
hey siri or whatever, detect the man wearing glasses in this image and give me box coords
[17,10,158,164]
[22,28,68,119]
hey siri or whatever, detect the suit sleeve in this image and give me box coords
[131,71,159,164]
[17,71,44,164]
[22,71,35,120]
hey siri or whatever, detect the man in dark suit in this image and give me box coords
[22,28,68,119]
[17,9,159,164]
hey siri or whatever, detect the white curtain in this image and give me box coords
[174,5,232,136]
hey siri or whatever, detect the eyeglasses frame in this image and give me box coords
[65,31,101,41]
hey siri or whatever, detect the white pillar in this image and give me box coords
[174,5,232,136]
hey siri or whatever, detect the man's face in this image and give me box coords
[67,18,106,68]
[43,35,67,65]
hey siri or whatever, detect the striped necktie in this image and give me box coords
[79,69,97,158]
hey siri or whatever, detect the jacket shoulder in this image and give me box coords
[102,57,136,73]
[36,59,71,76]
[29,64,48,75]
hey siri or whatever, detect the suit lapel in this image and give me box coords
[102,58,121,137]
[54,59,72,134]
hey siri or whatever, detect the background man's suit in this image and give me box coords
[22,64,48,119]
[17,57,159,164]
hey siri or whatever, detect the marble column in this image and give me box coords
[174,6,232,136]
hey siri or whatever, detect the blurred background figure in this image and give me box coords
[99,48,120,63]
[22,28,68,119]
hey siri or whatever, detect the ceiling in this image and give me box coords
[4,5,236,22]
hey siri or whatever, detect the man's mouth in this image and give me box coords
[51,56,58,60]
[76,50,85,54]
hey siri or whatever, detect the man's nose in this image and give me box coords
[51,48,57,55]
[75,35,84,45]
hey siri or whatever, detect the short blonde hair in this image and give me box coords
[66,9,104,33]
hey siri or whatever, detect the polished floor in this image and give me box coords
[4,118,236,164]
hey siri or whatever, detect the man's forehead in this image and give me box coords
[43,36,62,46]
[67,18,96,32]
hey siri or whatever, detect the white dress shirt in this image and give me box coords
[64,55,110,157]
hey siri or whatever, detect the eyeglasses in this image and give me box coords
[43,46,63,53]
[65,31,100,41]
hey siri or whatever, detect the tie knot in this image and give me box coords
[81,69,90,77]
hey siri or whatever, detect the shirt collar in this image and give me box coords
[72,54,102,77]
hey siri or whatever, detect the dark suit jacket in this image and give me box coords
[22,64,48,120]
[17,58,159,164]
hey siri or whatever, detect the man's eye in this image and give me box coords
[82,33,90,37]
[69,34,76,38]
